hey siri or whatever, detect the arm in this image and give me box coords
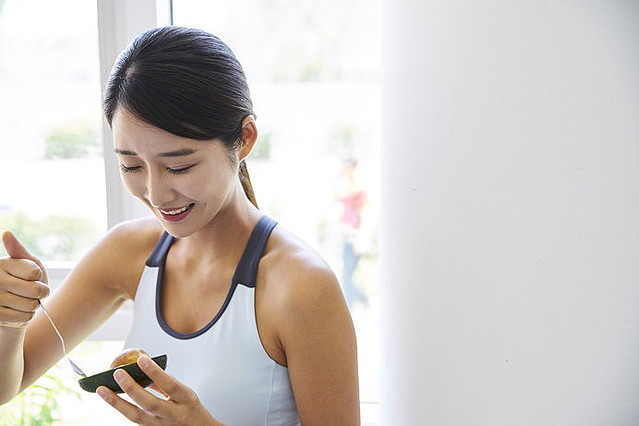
[274,261,360,425]
[0,232,50,404]
[0,219,158,404]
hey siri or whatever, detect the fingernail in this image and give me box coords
[138,355,151,368]
[97,387,108,400]
[114,369,126,383]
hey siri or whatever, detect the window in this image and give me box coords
[0,1,144,423]
[0,1,380,423]
[0,0,106,264]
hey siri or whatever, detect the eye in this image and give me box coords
[120,164,142,173]
[167,165,196,174]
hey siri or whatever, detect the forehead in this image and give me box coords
[111,108,236,163]
[111,108,199,151]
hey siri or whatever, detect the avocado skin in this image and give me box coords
[78,354,168,393]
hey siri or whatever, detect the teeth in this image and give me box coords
[161,205,190,215]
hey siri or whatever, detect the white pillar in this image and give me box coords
[380,1,639,424]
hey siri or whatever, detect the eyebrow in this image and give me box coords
[113,148,197,158]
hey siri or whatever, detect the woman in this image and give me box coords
[0,26,359,425]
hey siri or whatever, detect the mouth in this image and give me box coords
[157,203,195,222]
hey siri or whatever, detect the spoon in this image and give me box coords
[39,301,87,377]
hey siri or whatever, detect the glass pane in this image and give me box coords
[173,1,381,422]
[0,0,106,262]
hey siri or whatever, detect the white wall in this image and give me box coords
[380,1,639,424]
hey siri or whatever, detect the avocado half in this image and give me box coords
[78,354,167,393]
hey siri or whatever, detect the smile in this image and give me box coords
[157,203,195,222]
[160,205,192,215]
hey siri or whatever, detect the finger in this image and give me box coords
[113,369,171,418]
[0,273,49,299]
[0,292,40,313]
[3,232,36,261]
[97,385,156,425]
[0,320,30,328]
[0,305,36,325]
[0,258,43,282]
[1,232,48,283]
[137,355,187,401]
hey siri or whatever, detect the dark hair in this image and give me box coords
[103,26,258,207]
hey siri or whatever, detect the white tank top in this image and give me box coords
[124,216,301,425]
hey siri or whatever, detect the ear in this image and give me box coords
[238,115,258,161]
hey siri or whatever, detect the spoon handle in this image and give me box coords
[39,301,87,377]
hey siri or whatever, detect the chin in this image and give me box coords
[158,217,209,239]
[158,223,197,239]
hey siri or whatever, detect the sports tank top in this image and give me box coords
[124,216,301,425]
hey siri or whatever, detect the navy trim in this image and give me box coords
[232,215,278,288]
[154,266,244,340]
[149,216,278,340]
[145,232,176,267]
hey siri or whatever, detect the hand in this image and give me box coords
[97,355,225,425]
[0,232,49,329]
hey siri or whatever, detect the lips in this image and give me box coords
[157,203,195,222]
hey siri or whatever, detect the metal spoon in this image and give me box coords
[39,301,87,377]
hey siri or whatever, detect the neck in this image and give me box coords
[176,183,262,264]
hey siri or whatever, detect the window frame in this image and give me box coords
[46,0,171,340]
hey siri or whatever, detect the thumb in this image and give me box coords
[2,231,36,261]
[2,231,48,283]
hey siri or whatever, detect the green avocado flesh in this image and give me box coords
[78,354,167,393]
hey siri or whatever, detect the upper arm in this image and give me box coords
[20,218,160,389]
[275,262,360,425]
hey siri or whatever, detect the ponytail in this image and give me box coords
[239,160,258,208]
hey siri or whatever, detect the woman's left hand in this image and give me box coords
[97,355,224,425]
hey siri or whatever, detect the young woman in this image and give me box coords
[0,26,359,425]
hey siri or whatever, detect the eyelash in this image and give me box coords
[119,164,196,174]
[168,165,195,174]
[120,164,141,173]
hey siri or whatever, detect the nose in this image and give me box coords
[145,170,174,208]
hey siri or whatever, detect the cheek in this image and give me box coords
[119,173,146,198]
[187,167,235,202]
[185,174,218,201]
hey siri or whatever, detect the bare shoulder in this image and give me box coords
[101,216,164,254]
[74,216,164,297]
[259,224,343,309]
[257,223,352,352]
[257,224,360,424]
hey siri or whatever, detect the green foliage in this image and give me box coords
[0,212,99,261]
[44,121,100,160]
[0,364,80,426]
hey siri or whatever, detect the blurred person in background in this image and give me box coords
[335,156,369,309]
